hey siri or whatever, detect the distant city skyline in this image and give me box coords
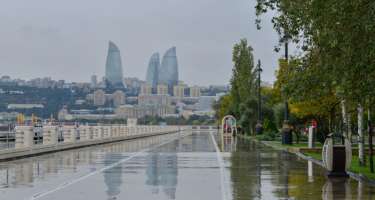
[0,0,287,86]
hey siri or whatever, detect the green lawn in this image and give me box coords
[285,142,323,148]
[304,152,375,180]
[304,152,322,160]
[266,141,322,148]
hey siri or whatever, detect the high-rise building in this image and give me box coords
[189,86,201,97]
[140,83,152,95]
[157,84,168,95]
[124,77,142,88]
[93,89,106,106]
[112,90,125,107]
[91,75,97,88]
[138,95,171,106]
[105,41,124,87]
[159,47,178,91]
[115,104,175,118]
[173,85,185,98]
[97,77,107,88]
[146,53,160,89]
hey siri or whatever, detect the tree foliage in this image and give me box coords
[256,0,375,166]
[256,0,375,105]
[214,39,258,134]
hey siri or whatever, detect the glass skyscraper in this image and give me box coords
[105,41,124,87]
[159,47,178,88]
[146,53,160,88]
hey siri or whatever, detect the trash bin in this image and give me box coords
[322,133,351,177]
[282,123,292,145]
[255,122,263,135]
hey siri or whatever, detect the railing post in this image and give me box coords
[92,126,97,140]
[62,126,76,143]
[79,125,90,141]
[121,126,126,137]
[15,126,33,148]
[75,125,80,141]
[119,125,122,137]
[110,126,115,138]
[108,125,112,138]
[43,126,58,145]
[130,126,134,136]
[124,126,131,136]
[101,126,107,138]
[93,126,102,140]
[100,126,104,138]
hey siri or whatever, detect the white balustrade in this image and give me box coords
[13,125,180,150]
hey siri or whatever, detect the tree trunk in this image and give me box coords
[329,108,334,133]
[341,100,348,140]
[368,107,374,173]
[348,114,353,142]
[358,104,365,166]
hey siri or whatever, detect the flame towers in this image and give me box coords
[146,53,160,88]
[145,47,179,94]
[158,47,179,89]
[105,41,124,87]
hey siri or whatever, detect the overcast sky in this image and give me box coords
[0,0,285,86]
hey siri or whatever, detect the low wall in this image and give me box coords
[0,125,190,161]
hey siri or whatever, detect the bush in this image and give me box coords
[256,131,279,141]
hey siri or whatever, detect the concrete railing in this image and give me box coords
[0,125,190,161]
[191,126,218,131]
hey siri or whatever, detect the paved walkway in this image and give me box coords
[0,130,375,199]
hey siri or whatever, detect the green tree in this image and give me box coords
[230,39,257,134]
[256,0,375,166]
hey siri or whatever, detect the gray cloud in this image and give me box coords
[0,0,282,86]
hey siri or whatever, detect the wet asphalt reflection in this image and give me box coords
[222,134,375,200]
[0,130,375,199]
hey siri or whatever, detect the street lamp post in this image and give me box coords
[255,60,263,135]
[282,40,292,144]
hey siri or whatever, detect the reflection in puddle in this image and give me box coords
[221,133,237,152]
[224,135,375,200]
[308,160,314,182]
[322,178,352,200]
[0,133,177,192]
[103,153,123,199]
[145,151,178,199]
[1,132,375,199]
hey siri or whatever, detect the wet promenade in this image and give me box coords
[0,130,375,199]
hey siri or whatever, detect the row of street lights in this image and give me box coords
[254,40,291,144]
